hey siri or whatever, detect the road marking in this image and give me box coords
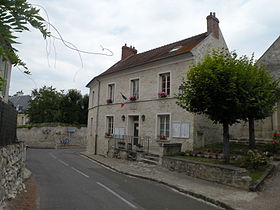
[49,153,57,159]
[96,182,137,209]
[58,159,69,166]
[71,167,89,178]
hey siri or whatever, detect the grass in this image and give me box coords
[17,122,87,128]
[248,165,269,182]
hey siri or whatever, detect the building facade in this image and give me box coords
[86,13,228,156]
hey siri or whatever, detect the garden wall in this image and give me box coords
[17,126,87,148]
[0,142,25,208]
[162,156,252,189]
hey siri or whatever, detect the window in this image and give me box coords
[106,116,114,135]
[108,84,115,102]
[158,115,170,138]
[159,73,170,96]
[91,91,94,107]
[90,118,93,136]
[130,79,139,99]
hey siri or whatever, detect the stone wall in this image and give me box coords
[162,156,252,189]
[0,142,25,208]
[17,126,87,148]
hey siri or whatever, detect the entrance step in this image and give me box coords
[140,153,161,165]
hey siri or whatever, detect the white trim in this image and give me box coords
[155,113,171,139]
[157,71,171,97]
[107,82,116,102]
[127,114,140,137]
[105,115,115,135]
[129,77,140,100]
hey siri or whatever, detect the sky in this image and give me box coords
[9,0,280,96]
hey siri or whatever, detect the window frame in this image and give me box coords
[156,113,171,139]
[106,116,114,135]
[158,72,171,96]
[107,83,115,102]
[130,78,140,100]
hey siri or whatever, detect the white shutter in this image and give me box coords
[172,122,181,138]
[181,123,190,138]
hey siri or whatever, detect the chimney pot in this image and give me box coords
[121,44,137,60]
[207,12,219,39]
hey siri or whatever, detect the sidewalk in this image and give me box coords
[81,152,280,210]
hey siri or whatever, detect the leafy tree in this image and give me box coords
[177,50,247,163]
[26,87,88,125]
[0,0,48,68]
[60,89,88,124]
[239,59,280,149]
[26,86,62,123]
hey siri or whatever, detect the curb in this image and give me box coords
[80,153,234,210]
[249,164,275,191]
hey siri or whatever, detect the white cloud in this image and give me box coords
[9,0,280,96]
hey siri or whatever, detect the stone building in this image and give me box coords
[86,13,228,156]
[9,91,31,125]
[230,36,280,141]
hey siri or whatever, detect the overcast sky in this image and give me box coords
[9,0,280,96]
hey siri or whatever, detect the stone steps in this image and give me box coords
[140,153,161,165]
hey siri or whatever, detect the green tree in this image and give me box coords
[60,89,88,125]
[239,59,280,149]
[0,0,49,91]
[26,86,62,123]
[0,0,48,68]
[177,50,246,163]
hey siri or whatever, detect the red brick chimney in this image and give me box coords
[121,44,137,60]
[207,12,219,39]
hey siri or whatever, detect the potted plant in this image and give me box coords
[158,92,167,98]
[129,96,137,101]
[159,134,166,140]
[127,142,132,150]
[106,98,113,104]
[118,141,125,149]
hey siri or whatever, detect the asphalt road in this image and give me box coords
[27,149,223,210]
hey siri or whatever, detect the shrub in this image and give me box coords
[239,150,268,169]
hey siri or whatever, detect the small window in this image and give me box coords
[106,116,114,135]
[158,115,170,138]
[90,118,93,136]
[130,79,139,99]
[91,91,95,107]
[159,73,170,96]
[108,84,115,102]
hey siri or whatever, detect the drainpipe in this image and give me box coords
[95,79,101,155]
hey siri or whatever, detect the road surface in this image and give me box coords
[27,148,223,210]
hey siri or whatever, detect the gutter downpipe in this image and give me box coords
[95,79,101,155]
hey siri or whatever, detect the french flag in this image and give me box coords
[120,92,127,107]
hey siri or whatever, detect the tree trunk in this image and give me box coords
[249,117,255,149]
[223,123,230,163]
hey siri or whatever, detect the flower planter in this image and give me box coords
[129,96,137,101]
[158,92,168,98]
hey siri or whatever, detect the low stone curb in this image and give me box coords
[249,164,276,192]
[80,153,234,210]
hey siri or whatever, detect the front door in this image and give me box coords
[133,116,139,145]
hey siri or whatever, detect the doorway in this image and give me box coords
[129,116,139,145]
